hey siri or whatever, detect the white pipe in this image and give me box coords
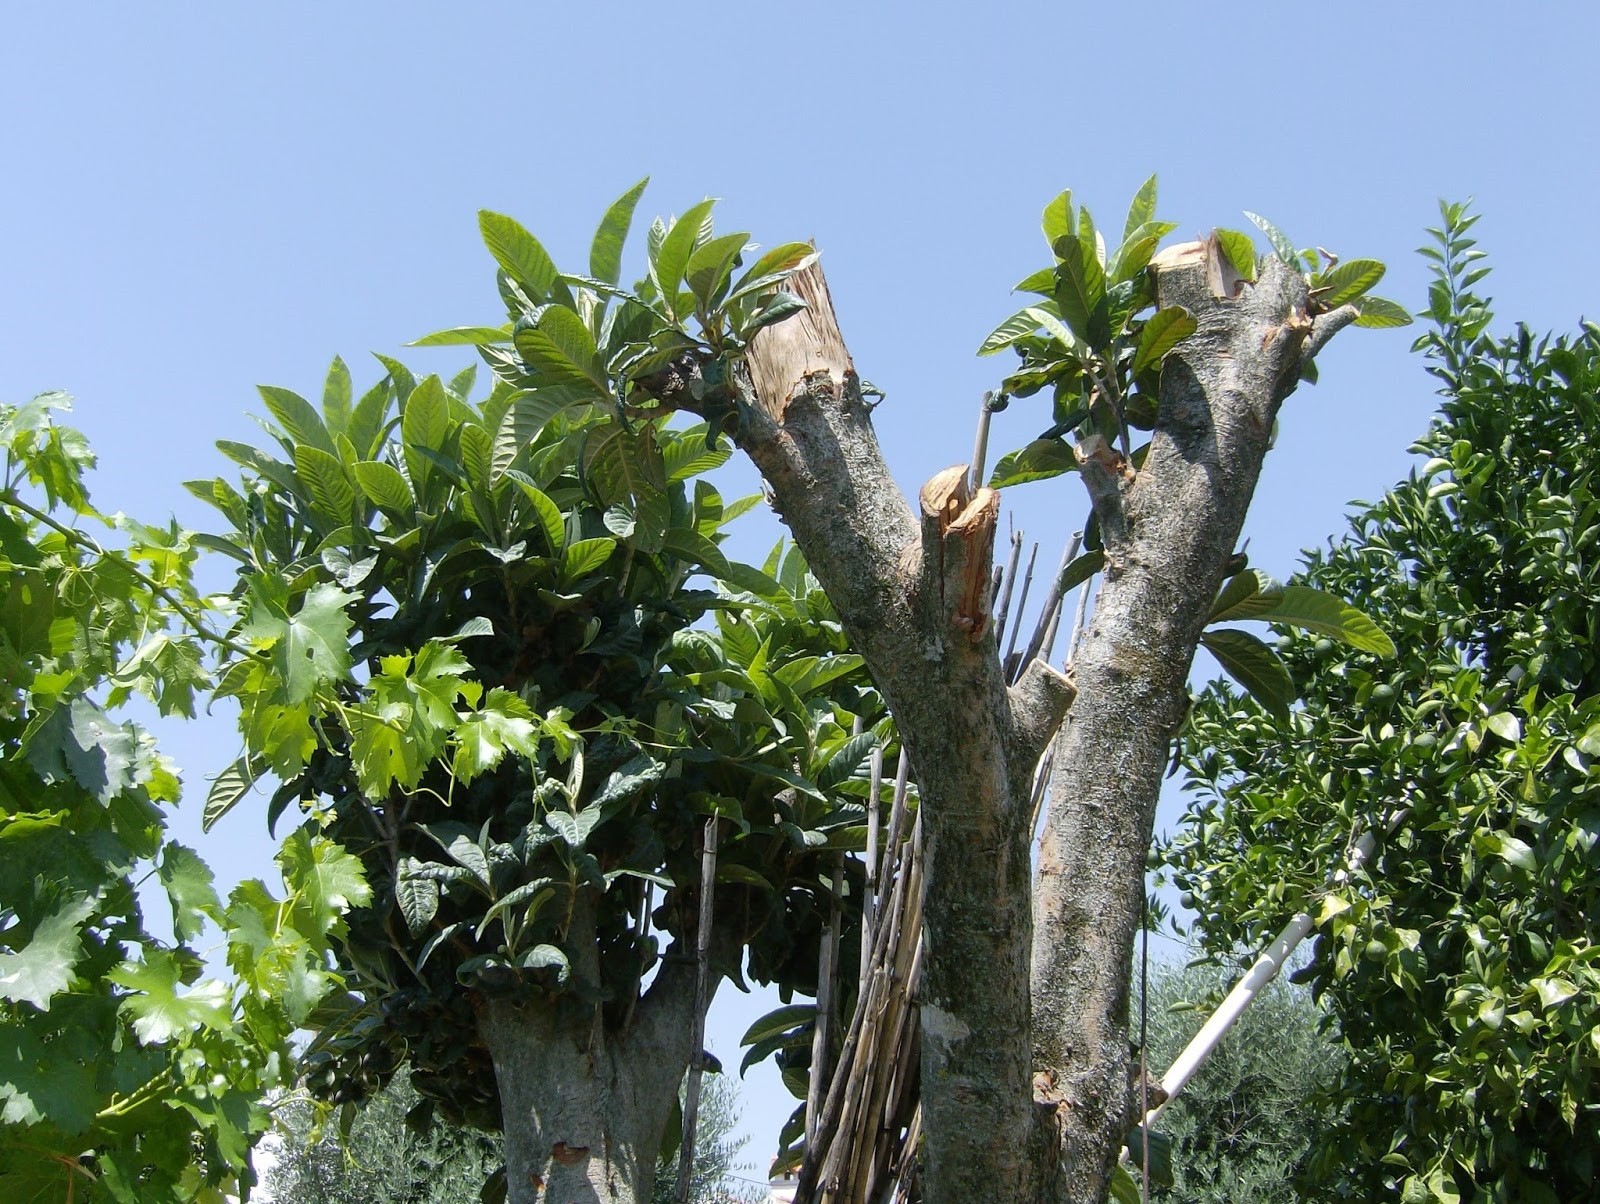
[1145,826,1379,1127]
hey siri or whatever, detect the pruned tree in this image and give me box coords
[199,178,1401,1204]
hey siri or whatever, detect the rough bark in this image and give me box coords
[1027,246,1356,1203]
[730,264,1075,1202]
[480,950,704,1203]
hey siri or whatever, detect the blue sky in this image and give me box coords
[4,0,1597,1175]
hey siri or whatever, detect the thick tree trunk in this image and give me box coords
[733,265,1074,1202]
[480,958,702,1204]
[1027,248,1355,1203]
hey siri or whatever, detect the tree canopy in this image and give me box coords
[1165,203,1600,1200]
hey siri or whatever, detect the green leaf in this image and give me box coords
[505,474,565,554]
[1486,712,1522,743]
[322,355,352,433]
[1317,258,1386,306]
[1226,585,1396,656]
[1052,233,1105,346]
[293,445,356,523]
[989,439,1077,489]
[353,460,415,518]
[402,374,452,491]
[1060,549,1104,593]
[259,384,336,456]
[1214,229,1258,281]
[1353,296,1414,328]
[1042,189,1073,247]
[1132,307,1198,375]
[1208,569,1275,622]
[0,894,95,1009]
[738,291,808,339]
[202,755,260,832]
[452,689,541,785]
[157,843,221,943]
[726,242,817,303]
[740,1002,816,1046]
[395,860,441,937]
[590,177,649,287]
[1201,628,1295,721]
[407,325,514,347]
[242,580,358,704]
[1243,211,1299,266]
[546,806,604,850]
[817,732,874,791]
[1123,175,1157,242]
[653,199,717,318]
[479,211,560,300]
[1532,976,1578,1009]
[562,537,617,581]
[109,950,233,1044]
[685,231,749,309]
[279,829,372,942]
[660,528,731,579]
[979,305,1054,356]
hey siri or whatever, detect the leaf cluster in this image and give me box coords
[1163,203,1600,1201]
[195,189,893,1131]
[0,398,367,1202]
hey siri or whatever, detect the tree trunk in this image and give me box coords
[479,960,702,1204]
[733,266,1073,1202]
[1027,247,1355,1203]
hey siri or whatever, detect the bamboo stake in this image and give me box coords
[1003,541,1040,668]
[1016,531,1083,681]
[992,528,1024,639]
[967,391,996,494]
[806,850,846,1145]
[861,739,884,986]
[675,816,719,1203]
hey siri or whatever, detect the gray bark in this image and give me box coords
[1028,247,1355,1202]
[732,266,1074,1202]
[479,955,702,1204]
[637,249,1349,1204]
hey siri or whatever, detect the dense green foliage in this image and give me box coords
[190,186,893,1130]
[1137,963,1345,1203]
[0,396,367,1201]
[1164,204,1600,1200]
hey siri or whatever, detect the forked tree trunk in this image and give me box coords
[648,250,1350,1204]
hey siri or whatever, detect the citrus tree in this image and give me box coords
[0,394,368,1201]
[1164,205,1600,1200]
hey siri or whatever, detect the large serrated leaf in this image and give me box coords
[293,445,356,523]
[1213,229,1258,281]
[479,210,559,300]
[1042,189,1073,247]
[353,460,415,517]
[1132,307,1198,375]
[1231,585,1396,656]
[259,385,336,456]
[493,391,575,479]
[1209,569,1275,622]
[1316,259,1386,306]
[590,177,649,287]
[1243,211,1299,267]
[978,305,1044,356]
[1200,628,1295,721]
[408,325,514,347]
[1123,175,1158,242]
[660,528,731,579]
[1352,296,1414,328]
[402,375,451,493]
[653,199,717,318]
[1052,233,1105,347]
[989,439,1077,489]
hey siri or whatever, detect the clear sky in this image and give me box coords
[4,0,1597,1177]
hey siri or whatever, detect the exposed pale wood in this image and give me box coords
[746,260,856,422]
